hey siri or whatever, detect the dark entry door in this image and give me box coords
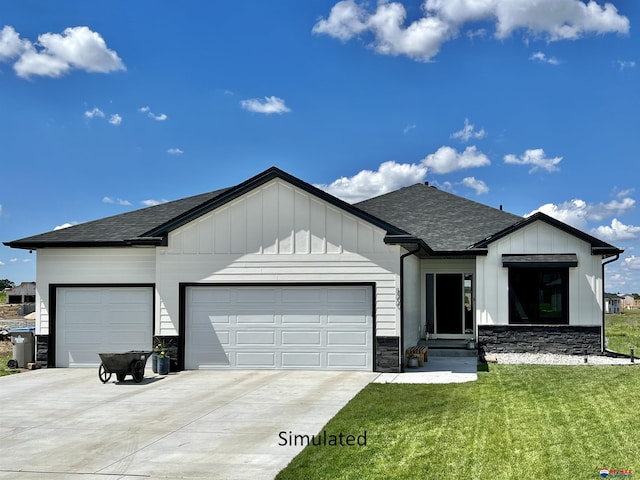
[435,274,463,335]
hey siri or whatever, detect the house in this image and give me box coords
[604,293,623,314]
[4,167,622,372]
[5,282,36,304]
[622,296,640,310]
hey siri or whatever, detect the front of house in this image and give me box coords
[5,167,622,372]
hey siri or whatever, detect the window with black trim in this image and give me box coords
[508,268,568,324]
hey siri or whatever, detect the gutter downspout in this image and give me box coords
[602,253,620,354]
[399,245,421,373]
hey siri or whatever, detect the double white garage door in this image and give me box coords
[56,285,373,371]
[186,285,373,370]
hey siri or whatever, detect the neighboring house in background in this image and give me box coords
[622,296,640,309]
[604,293,623,314]
[4,167,623,372]
[5,282,36,304]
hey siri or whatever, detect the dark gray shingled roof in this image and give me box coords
[4,188,230,249]
[5,167,622,256]
[355,183,523,251]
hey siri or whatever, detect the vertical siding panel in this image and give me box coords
[198,215,213,254]
[294,191,310,254]
[310,198,326,253]
[326,207,342,254]
[358,222,374,253]
[230,200,246,254]
[182,224,198,254]
[262,183,278,254]
[278,184,294,254]
[246,191,262,254]
[214,208,230,254]
[342,216,358,253]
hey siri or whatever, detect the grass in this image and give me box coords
[606,309,640,356]
[0,354,20,377]
[276,364,640,480]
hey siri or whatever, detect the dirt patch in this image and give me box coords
[0,340,13,356]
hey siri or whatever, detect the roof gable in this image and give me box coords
[4,167,406,250]
[472,212,622,255]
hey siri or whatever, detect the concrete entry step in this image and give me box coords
[418,339,478,357]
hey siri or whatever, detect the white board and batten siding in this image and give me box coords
[476,220,603,327]
[156,178,400,338]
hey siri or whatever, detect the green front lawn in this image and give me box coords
[606,310,640,356]
[277,365,640,480]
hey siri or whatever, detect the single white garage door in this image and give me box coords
[185,285,373,370]
[56,287,153,367]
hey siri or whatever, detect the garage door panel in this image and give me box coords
[281,331,321,345]
[327,313,369,324]
[185,285,372,371]
[237,314,276,324]
[236,352,276,367]
[56,287,153,368]
[281,313,322,324]
[327,331,368,346]
[236,330,276,345]
[327,352,368,367]
[281,352,321,367]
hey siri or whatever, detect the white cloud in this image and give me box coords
[592,219,640,242]
[108,113,122,126]
[240,96,291,114]
[617,60,636,71]
[7,25,125,79]
[624,256,640,271]
[528,197,636,229]
[167,148,184,155]
[451,118,486,142]
[461,176,489,195]
[422,145,490,174]
[141,199,169,207]
[102,196,131,206]
[313,0,629,62]
[403,123,416,134]
[0,26,28,62]
[54,222,78,230]
[529,51,559,65]
[84,107,105,119]
[315,160,427,203]
[504,148,562,173]
[139,106,167,121]
[0,204,3,216]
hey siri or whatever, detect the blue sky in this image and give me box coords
[1,0,639,294]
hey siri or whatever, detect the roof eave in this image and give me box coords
[3,237,165,250]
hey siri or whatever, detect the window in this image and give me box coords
[508,268,568,324]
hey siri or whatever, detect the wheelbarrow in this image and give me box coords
[98,350,152,383]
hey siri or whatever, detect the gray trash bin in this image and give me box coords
[9,327,35,368]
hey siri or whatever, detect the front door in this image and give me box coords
[426,273,474,338]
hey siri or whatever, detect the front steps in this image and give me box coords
[418,339,478,358]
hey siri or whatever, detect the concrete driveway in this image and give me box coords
[0,368,377,480]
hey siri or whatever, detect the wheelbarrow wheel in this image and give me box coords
[98,363,112,383]
[131,359,145,383]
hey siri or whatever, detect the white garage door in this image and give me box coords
[185,285,373,370]
[56,287,153,367]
